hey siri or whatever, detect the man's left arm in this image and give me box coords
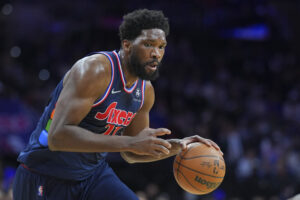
[121,81,222,164]
[121,81,179,163]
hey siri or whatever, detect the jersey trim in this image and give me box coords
[113,51,138,93]
[93,52,115,107]
[139,80,146,110]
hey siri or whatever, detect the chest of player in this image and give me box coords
[94,88,143,126]
[78,50,145,135]
[79,83,144,135]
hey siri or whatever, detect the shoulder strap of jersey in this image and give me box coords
[111,51,139,93]
[92,51,116,107]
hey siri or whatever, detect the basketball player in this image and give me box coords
[13,9,222,200]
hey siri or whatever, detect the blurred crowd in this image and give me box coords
[1,0,300,199]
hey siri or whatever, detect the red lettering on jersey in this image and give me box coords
[103,124,115,135]
[128,113,136,125]
[107,110,114,123]
[95,102,117,120]
[112,126,122,136]
[124,112,136,126]
[118,110,127,125]
[110,109,121,124]
[95,102,137,128]
[124,112,132,126]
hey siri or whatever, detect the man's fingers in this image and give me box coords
[179,135,224,156]
[152,151,161,158]
[153,128,171,136]
[203,139,217,148]
[155,138,172,149]
[153,144,170,155]
[201,138,212,147]
[206,139,224,156]
[179,141,187,151]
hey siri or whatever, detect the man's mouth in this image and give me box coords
[145,62,158,72]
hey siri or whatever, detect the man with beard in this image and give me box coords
[13,9,222,200]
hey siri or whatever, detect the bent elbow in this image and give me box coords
[47,131,61,151]
[126,159,136,164]
[120,152,136,164]
[48,140,57,151]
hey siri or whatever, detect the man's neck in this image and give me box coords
[118,50,139,88]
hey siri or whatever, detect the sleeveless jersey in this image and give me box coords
[17,50,146,181]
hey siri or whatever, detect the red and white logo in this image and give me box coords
[95,102,136,135]
[95,102,136,126]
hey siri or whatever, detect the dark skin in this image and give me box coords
[48,28,223,163]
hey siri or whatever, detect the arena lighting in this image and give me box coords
[221,23,270,41]
[38,69,50,81]
[1,3,13,15]
[10,46,21,58]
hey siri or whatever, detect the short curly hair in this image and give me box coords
[119,9,169,41]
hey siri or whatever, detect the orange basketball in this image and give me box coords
[173,142,226,195]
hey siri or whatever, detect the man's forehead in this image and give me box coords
[138,29,166,41]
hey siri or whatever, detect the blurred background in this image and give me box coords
[1,0,300,199]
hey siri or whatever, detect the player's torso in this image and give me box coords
[79,50,145,135]
[18,50,146,180]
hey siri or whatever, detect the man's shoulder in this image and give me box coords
[66,53,112,89]
[67,53,112,81]
[83,53,111,69]
[84,50,116,65]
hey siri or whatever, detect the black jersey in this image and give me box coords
[17,50,146,180]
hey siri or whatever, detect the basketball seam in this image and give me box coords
[180,155,224,161]
[174,160,224,179]
[176,146,192,181]
[177,169,206,193]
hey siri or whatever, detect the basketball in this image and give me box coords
[173,142,226,195]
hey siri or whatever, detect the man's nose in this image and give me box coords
[150,48,161,59]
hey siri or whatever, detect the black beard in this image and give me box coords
[128,51,160,81]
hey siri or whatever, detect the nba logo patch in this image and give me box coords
[38,185,44,196]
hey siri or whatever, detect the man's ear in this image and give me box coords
[122,40,131,53]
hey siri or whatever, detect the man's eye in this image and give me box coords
[144,43,151,47]
[159,46,165,49]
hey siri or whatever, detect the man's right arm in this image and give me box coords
[47,54,171,157]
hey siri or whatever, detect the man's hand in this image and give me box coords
[168,136,223,156]
[128,128,172,158]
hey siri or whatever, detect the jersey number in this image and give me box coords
[103,124,122,136]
